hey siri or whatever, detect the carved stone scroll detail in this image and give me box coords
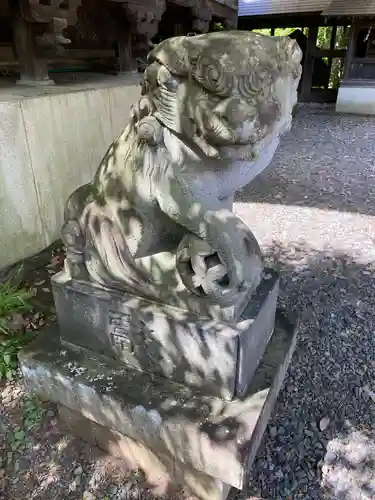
[108,0,166,41]
[19,0,82,56]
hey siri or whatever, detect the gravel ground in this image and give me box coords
[234,103,375,500]
[1,103,375,500]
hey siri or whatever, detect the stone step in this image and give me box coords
[51,268,279,400]
[19,310,297,499]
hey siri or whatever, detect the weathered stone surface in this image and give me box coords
[52,268,279,400]
[19,310,297,490]
[236,271,279,397]
[61,31,302,319]
[0,76,141,270]
[59,405,231,500]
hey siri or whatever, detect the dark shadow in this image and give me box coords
[243,242,375,500]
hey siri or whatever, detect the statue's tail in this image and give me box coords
[62,183,160,297]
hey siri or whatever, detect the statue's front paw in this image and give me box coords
[176,227,263,304]
[176,235,243,304]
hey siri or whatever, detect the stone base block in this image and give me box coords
[336,84,375,115]
[52,269,279,400]
[59,404,231,500]
[19,310,296,497]
[16,78,56,86]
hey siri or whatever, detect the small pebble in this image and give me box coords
[324,450,337,465]
[319,416,330,432]
[83,492,95,500]
[269,426,278,438]
[69,480,77,492]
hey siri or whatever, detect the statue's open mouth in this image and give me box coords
[217,129,281,162]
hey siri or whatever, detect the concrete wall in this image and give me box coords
[336,85,375,115]
[0,74,141,269]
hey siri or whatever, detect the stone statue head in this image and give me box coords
[141,31,302,161]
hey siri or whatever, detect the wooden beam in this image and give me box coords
[238,14,334,30]
[314,48,346,57]
[352,57,375,64]
[341,77,375,87]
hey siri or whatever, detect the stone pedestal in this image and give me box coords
[19,310,297,500]
[51,269,279,400]
[18,30,302,500]
[58,405,232,500]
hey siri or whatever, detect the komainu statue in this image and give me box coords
[61,31,302,321]
[21,32,303,498]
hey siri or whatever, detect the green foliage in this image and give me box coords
[0,277,33,335]
[213,22,224,31]
[252,28,302,36]
[0,274,33,380]
[317,26,349,89]
[253,25,350,91]
[5,394,45,460]
[275,28,300,37]
[0,331,35,381]
[8,428,27,452]
[23,393,45,430]
[317,26,332,49]
[0,337,21,380]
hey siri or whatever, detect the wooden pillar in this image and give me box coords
[111,3,134,73]
[326,24,337,89]
[300,25,318,101]
[343,24,358,80]
[117,23,133,72]
[10,2,53,84]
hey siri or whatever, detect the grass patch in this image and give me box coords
[5,393,46,464]
[0,273,34,380]
[23,392,45,430]
[0,280,33,335]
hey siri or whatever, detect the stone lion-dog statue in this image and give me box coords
[61,31,302,320]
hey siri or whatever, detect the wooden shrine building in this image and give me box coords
[238,0,375,114]
[0,0,237,86]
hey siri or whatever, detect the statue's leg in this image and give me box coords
[154,164,263,303]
